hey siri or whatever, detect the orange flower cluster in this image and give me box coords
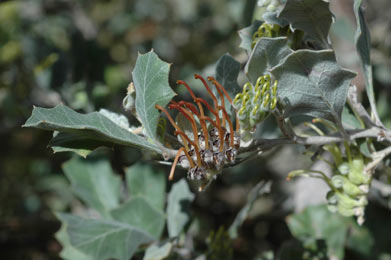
[156,74,240,190]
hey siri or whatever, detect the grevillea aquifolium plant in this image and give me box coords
[22,0,391,259]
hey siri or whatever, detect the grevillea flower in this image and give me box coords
[155,74,240,191]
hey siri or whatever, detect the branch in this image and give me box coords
[240,127,391,153]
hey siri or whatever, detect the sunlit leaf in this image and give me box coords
[23,104,161,153]
[132,50,176,141]
[62,158,121,217]
[271,50,356,122]
[143,242,173,260]
[166,179,195,237]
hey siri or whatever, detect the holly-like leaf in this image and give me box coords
[132,50,176,141]
[238,20,263,52]
[278,0,332,47]
[353,0,378,123]
[23,104,161,153]
[57,213,154,260]
[245,37,292,83]
[126,163,166,211]
[271,50,356,122]
[166,179,195,237]
[111,197,165,240]
[62,158,121,218]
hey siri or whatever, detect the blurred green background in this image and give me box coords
[0,0,390,259]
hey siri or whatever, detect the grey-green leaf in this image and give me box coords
[166,179,195,237]
[57,213,154,260]
[278,0,332,47]
[132,50,176,141]
[215,53,241,112]
[353,0,379,123]
[215,53,241,96]
[62,158,121,217]
[23,104,161,153]
[287,205,347,260]
[245,37,292,83]
[229,181,272,239]
[126,163,166,211]
[262,11,289,27]
[238,20,263,52]
[55,224,92,260]
[111,197,165,240]
[271,50,356,122]
[143,242,173,260]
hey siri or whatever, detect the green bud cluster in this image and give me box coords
[326,151,371,225]
[233,74,278,131]
[251,23,282,49]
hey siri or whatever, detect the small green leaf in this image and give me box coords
[353,0,378,122]
[238,20,263,52]
[62,158,121,217]
[143,242,173,260]
[132,50,176,140]
[57,213,154,260]
[278,0,332,47]
[229,181,272,239]
[341,107,362,130]
[271,50,356,122]
[23,104,161,153]
[166,179,195,237]
[111,197,165,240]
[245,37,292,83]
[126,163,166,211]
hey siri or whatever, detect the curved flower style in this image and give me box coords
[155,74,240,191]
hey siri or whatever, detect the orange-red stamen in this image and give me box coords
[208,76,233,104]
[169,147,185,180]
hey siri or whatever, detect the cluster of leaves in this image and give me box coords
[57,158,195,260]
